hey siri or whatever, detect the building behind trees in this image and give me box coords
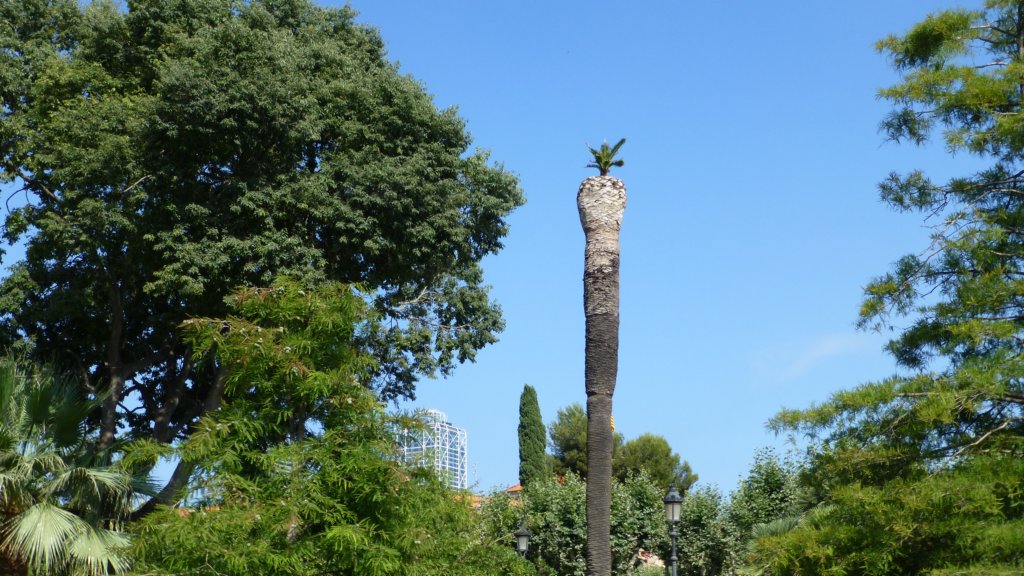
[397,409,469,490]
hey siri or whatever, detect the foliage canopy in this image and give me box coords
[131,279,533,576]
[614,433,698,494]
[547,403,696,492]
[548,403,621,480]
[0,0,521,509]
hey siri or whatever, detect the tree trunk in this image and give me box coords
[578,174,626,576]
[0,550,27,576]
[99,283,125,451]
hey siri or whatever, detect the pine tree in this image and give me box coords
[751,4,1024,574]
[771,0,1024,483]
[518,384,547,487]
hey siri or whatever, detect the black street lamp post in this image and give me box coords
[663,484,683,576]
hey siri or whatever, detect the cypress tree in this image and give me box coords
[518,384,547,487]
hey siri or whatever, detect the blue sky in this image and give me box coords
[340,0,983,493]
[0,1,985,494]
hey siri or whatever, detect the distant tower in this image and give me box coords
[398,409,469,490]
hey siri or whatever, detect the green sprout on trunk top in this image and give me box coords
[587,138,626,175]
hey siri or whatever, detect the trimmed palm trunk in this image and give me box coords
[578,172,626,576]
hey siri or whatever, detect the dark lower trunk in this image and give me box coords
[99,283,125,451]
[586,391,614,576]
[583,264,621,576]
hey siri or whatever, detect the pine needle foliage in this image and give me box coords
[751,3,1024,574]
[769,0,1024,481]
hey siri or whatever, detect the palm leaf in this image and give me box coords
[66,524,131,576]
[804,503,836,529]
[0,470,32,511]
[1,502,85,573]
[43,373,93,449]
[45,466,134,515]
[0,356,141,573]
[24,374,53,429]
[608,137,626,158]
[751,515,801,540]
[18,450,66,480]
[585,138,627,175]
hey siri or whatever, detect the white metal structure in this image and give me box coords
[398,409,468,490]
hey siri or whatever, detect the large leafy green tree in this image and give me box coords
[548,403,590,478]
[518,384,548,487]
[725,448,797,545]
[614,433,697,494]
[131,279,533,576]
[675,487,739,576]
[0,0,522,509]
[751,3,1024,574]
[549,404,695,493]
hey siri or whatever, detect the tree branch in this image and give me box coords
[120,348,171,381]
[132,363,229,519]
[120,174,151,196]
[152,349,193,443]
[6,165,59,205]
[951,418,1019,458]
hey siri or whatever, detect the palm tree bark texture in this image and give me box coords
[577,174,626,576]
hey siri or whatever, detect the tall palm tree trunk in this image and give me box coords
[578,174,626,576]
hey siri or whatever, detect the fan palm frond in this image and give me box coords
[750,514,801,540]
[0,356,143,575]
[66,524,132,576]
[0,471,31,511]
[1,502,84,574]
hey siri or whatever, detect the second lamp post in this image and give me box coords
[663,484,683,576]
